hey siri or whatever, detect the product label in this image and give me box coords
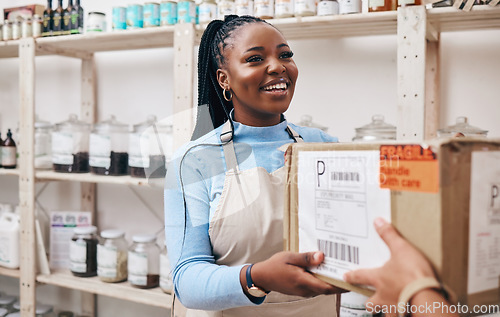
[178,1,196,23]
[129,134,150,168]
[338,0,361,14]
[276,0,294,16]
[369,0,385,7]
[295,0,316,14]
[97,244,118,278]
[89,133,111,169]
[254,0,274,16]
[235,0,254,15]
[198,3,217,24]
[468,151,500,294]
[70,240,87,273]
[1,147,16,166]
[128,251,148,285]
[218,0,236,18]
[317,0,339,15]
[160,2,178,25]
[379,144,439,193]
[297,151,391,280]
[52,132,74,165]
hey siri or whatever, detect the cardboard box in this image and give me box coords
[284,139,500,310]
[3,4,45,22]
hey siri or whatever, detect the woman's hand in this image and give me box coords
[343,218,436,308]
[243,251,345,297]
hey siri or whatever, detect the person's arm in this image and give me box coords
[343,218,457,317]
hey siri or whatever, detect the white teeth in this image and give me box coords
[263,82,287,91]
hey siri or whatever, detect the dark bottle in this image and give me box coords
[42,0,53,37]
[1,129,17,169]
[63,0,73,35]
[52,0,64,36]
[71,0,83,34]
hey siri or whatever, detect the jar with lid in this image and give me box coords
[32,14,43,38]
[12,18,21,40]
[275,0,294,18]
[198,0,217,24]
[52,114,90,173]
[352,115,397,142]
[254,0,274,18]
[89,116,129,176]
[0,24,3,41]
[159,245,173,293]
[235,0,254,15]
[218,0,236,19]
[128,115,172,179]
[128,234,160,289]
[97,229,128,283]
[338,0,362,14]
[297,115,329,133]
[22,17,33,38]
[35,116,53,169]
[317,0,339,15]
[70,226,99,277]
[0,295,16,313]
[294,0,316,16]
[437,116,488,138]
[2,21,12,41]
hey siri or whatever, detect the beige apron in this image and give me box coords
[174,122,338,317]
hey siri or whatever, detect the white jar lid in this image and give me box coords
[73,225,97,235]
[101,229,125,239]
[0,308,8,316]
[0,295,16,305]
[132,234,156,243]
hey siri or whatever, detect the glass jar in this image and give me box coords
[437,116,488,138]
[70,226,99,277]
[0,296,16,314]
[128,234,160,289]
[294,0,316,16]
[159,245,173,293]
[52,114,90,173]
[89,116,129,176]
[128,115,172,179]
[297,115,329,133]
[275,0,294,18]
[352,115,397,142]
[97,229,128,283]
[254,0,274,18]
[198,0,217,24]
[35,117,53,169]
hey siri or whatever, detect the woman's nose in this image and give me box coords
[267,58,286,74]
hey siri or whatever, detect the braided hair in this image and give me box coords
[192,15,271,139]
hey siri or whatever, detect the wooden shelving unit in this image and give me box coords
[0,168,19,176]
[0,267,21,279]
[35,171,164,188]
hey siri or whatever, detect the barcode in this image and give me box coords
[318,239,359,264]
[331,171,360,182]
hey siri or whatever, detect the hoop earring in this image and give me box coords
[223,88,232,102]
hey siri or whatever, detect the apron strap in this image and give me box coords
[286,126,303,143]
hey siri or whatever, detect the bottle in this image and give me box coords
[42,0,53,37]
[97,229,128,283]
[52,0,64,36]
[71,0,83,34]
[128,234,160,289]
[369,0,395,11]
[63,0,73,35]
[33,14,44,38]
[1,130,17,169]
[70,226,99,277]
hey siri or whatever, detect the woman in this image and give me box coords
[164,15,342,316]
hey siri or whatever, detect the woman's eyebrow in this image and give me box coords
[245,43,290,53]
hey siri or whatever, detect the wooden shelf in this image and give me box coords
[35,170,164,188]
[428,5,500,32]
[0,168,19,176]
[36,270,172,309]
[0,267,20,278]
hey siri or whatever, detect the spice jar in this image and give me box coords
[352,115,397,142]
[89,116,129,176]
[437,116,488,138]
[97,229,128,283]
[159,245,173,293]
[52,114,90,173]
[128,115,172,179]
[128,234,160,289]
[70,226,99,277]
[35,117,53,169]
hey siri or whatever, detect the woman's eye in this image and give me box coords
[246,56,263,63]
[281,51,294,59]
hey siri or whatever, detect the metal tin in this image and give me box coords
[235,0,254,15]
[177,0,197,24]
[22,18,33,38]
[275,0,294,18]
[294,0,316,16]
[87,12,107,32]
[160,1,178,25]
[2,21,12,41]
[112,7,127,30]
[144,2,161,27]
[338,0,362,14]
[198,0,217,24]
[12,19,21,40]
[32,15,43,38]
[317,0,339,15]
[127,4,144,29]
[254,0,274,18]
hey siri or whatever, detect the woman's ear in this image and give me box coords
[216,69,229,90]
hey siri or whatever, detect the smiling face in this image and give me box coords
[216,22,298,127]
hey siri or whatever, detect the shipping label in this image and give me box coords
[297,151,391,281]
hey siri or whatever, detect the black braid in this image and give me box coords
[196,15,271,130]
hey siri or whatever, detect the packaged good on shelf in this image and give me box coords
[62,0,73,35]
[128,234,160,289]
[86,11,106,32]
[352,114,396,142]
[144,2,161,27]
[437,116,488,138]
[1,129,17,169]
[2,21,12,41]
[338,0,362,14]
[51,114,90,173]
[127,4,144,29]
[21,17,33,38]
[128,115,172,179]
[52,0,64,36]
[198,0,217,24]
[369,0,396,11]
[235,0,254,15]
[254,0,275,18]
[317,0,340,16]
[70,226,99,277]
[35,117,53,169]
[11,18,21,40]
[97,229,128,283]
[33,14,43,38]
[159,245,173,293]
[218,0,236,19]
[89,116,129,176]
[177,0,197,23]
[70,0,83,34]
[275,0,294,18]
[42,0,53,37]
[3,4,45,22]
[112,7,127,30]
[160,1,178,25]
[0,212,20,269]
[294,0,316,16]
